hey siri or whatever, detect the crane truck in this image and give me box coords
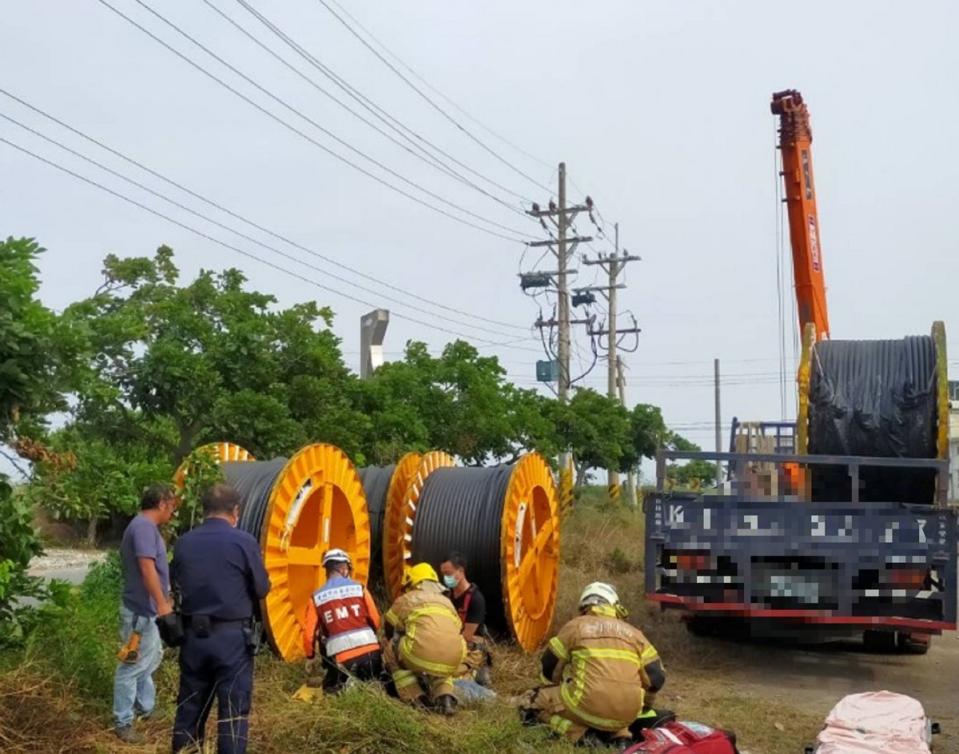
[644,90,956,651]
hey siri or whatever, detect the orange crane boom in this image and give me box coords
[771,89,830,340]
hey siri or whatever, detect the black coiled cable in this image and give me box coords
[410,465,514,634]
[358,465,394,581]
[222,458,288,539]
[809,335,938,502]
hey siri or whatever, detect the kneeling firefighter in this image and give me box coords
[302,549,384,694]
[519,582,666,745]
[383,563,467,716]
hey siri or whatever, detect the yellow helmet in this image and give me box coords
[402,562,439,590]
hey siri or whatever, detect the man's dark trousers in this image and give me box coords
[172,625,253,754]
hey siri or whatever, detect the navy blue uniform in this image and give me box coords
[171,518,270,754]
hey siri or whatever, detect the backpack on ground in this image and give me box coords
[623,720,738,754]
[812,691,936,754]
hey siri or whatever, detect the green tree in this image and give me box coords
[359,340,554,465]
[665,434,719,489]
[0,237,80,640]
[35,246,368,535]
[551,389,632,487]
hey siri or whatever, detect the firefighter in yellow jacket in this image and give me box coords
[519,582,666,744]
[384,563,467,716]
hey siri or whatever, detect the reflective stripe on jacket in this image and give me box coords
[546,614,660,732]
[302,575,381,662]
[385,587,466,677]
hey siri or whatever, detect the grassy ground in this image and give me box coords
[0,497,824,754]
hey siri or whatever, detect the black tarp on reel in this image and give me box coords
[808,336,938,503]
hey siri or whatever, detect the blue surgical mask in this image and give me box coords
[443,574,459,589]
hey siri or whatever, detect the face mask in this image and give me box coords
[442,574,459,589]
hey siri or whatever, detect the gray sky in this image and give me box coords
[2,0,957,465]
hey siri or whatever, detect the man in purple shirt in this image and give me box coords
[113,484,178,744]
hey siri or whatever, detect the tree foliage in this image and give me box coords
[665,434,720,489]
[0,237,80,639]
[18,242,692,542]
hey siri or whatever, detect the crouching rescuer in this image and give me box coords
[518,582,666,745]
[384,563,467,716]
[302,549,384,693]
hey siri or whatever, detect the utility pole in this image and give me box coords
[714,357,723,487]
[525,163,594,496]
[617,356,637,506]
[557,162,570,406]
[582,224,641,502]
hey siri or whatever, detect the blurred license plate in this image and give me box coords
[769,574,820,602]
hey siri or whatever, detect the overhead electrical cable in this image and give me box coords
[203,0,535,217]
[323,0,553,171]
[0,88,529,333]
[94,0,532,242]
[0,136,543,353]
[0,112,533,341]
[230,0,538,207]
[314,0,554,194]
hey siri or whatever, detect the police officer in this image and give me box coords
[171,483,270,754]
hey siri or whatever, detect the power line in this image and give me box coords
[94,0,532,243]
[229,0,538,208]
[204,0,535,217]
[324,0,553,172]
[0,111,535,342]
[0,136,543,353]
[314,0,554,194]
[0,87,530,334]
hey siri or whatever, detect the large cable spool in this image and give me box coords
[382,451,455,601]
[175,443,370,661]
[409,453,560,652]
[358,452,421,586]
[173,441,254,489]
[798,322,948,503]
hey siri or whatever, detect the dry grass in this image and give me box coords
[0,497,828,754]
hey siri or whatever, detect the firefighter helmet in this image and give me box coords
[578,582,621,610]
[402,562,439,590]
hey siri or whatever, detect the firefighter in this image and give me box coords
[383,562,467,716]
[301,549,384,694]
[518,582,666,745]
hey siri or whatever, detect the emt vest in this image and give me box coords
[311,576,379,661]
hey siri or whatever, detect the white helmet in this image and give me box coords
[322,548,352,568]
[579,582,620,611]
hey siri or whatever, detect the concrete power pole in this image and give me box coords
[525,163,594,496]
[582,224,640,502]
[617,356,637,506]
[557,162,570,407]
[714,357,723,486]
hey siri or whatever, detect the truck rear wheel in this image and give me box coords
[897,632,931,655]
[863,629,898,653]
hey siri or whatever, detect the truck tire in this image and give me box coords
[897,632,931,655]
[863,629,898,653]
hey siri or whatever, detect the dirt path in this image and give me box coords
[688,628,959,752]
[28,547,106,585]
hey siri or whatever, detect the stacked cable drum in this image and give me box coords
[175,442,370,662]
[800,322,949,503]
[358,452,422,587]
[408,453,560,652]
